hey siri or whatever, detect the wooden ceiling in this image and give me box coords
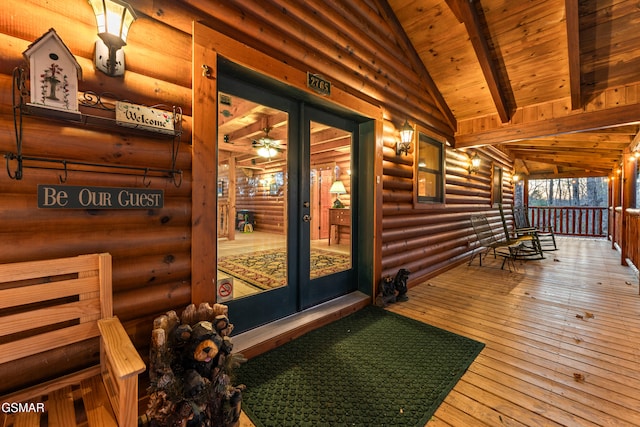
[388,0,640,179]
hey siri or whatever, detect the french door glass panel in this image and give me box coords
[309,120,352,279]
[217,91,289,299]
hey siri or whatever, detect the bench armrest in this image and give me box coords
[98,316,145,426]
[98,317,145,379]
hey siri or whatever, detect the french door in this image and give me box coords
[299,106,357,309]
[217,73,357,333]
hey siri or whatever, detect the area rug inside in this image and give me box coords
[236,305,485,426]
[218,248,350,290]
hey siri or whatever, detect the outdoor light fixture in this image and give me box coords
[396,120,414,156]
[468,153,481,174]
[89,0,137,77]
[329,180,347,208]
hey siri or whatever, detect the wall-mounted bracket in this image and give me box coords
[7,67,183,187]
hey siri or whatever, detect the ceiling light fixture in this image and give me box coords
[253,127,280,160]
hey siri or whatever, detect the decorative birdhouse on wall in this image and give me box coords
[22,28,82,113]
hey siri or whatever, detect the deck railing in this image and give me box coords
[624,209,640,276]
[528,206,608,237]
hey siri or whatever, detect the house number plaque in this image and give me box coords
[307,73,331,96]
[38,184,164,209]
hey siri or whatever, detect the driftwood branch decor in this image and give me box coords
[146,302,245,427]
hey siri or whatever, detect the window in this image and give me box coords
[491,165,503,206]
[415,131,445,204]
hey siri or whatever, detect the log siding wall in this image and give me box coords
[381,122,515,280]
[0,0,513,394]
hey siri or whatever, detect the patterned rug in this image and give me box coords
[237,305,485,426]
[217,248,350,290]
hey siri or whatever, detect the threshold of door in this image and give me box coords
[233,291,370,360]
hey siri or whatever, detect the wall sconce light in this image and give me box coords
[89,0,137,77]
[396,120,414,156]
[468,153,481,174]
[513,174,520,182]
[329,180,347,208]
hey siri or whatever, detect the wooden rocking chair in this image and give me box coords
[469,215,523,270]
[513,205,557,251]
[498,204,545,260]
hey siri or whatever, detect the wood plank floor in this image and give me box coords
[240,237,640,426]
[388,237,640,426]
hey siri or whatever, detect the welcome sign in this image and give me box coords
[115,101,175,134]
[38,184,164,209]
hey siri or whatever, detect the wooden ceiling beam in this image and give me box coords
[514,158,530,175]
[565,0,582,110]
[510,148,622,158]
[513,156,615,171]
[507,136,632,145]
[455,103,640,148]
[629,128,640,152]
[525,170,611,179]
[445,0,513,123]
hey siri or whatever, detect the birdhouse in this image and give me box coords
[22,28,82,113]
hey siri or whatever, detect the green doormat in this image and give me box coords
[236,306,484,426]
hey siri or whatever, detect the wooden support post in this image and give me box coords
[191,22,218,304]
[621,150,635,265]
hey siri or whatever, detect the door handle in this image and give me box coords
[303,214,311,222]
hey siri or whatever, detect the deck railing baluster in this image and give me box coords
[528,206,607,237]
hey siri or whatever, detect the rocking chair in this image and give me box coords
[498,204,545,260]
[469,215,523,270]
[513,205,557,251]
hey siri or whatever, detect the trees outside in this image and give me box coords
[527,177,608,207]
[516,177,609,236]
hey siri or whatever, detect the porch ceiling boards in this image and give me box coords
[388,0,640,179]
[388,237,640,426]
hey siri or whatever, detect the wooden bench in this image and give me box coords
[0,253,145,427]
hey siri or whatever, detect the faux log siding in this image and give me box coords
[0,0,506,394]
[183,0,452,135]
[0,0,194,393]
[381,123,514,281]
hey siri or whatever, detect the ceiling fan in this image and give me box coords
[252,127,281,160]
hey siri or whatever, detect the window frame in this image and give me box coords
[491,163,503,207]
[413,128,446,207]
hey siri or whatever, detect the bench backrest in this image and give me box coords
[0,253,112,366]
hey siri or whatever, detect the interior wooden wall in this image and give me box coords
[0,0,513,394]
[235,167,286,234]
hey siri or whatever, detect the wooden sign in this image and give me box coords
[38,184,163,209]
[116,102,175,134]
[307,73,331,96]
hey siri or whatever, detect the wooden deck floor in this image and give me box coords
[387,237,640,426]
[239,237,640,426]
